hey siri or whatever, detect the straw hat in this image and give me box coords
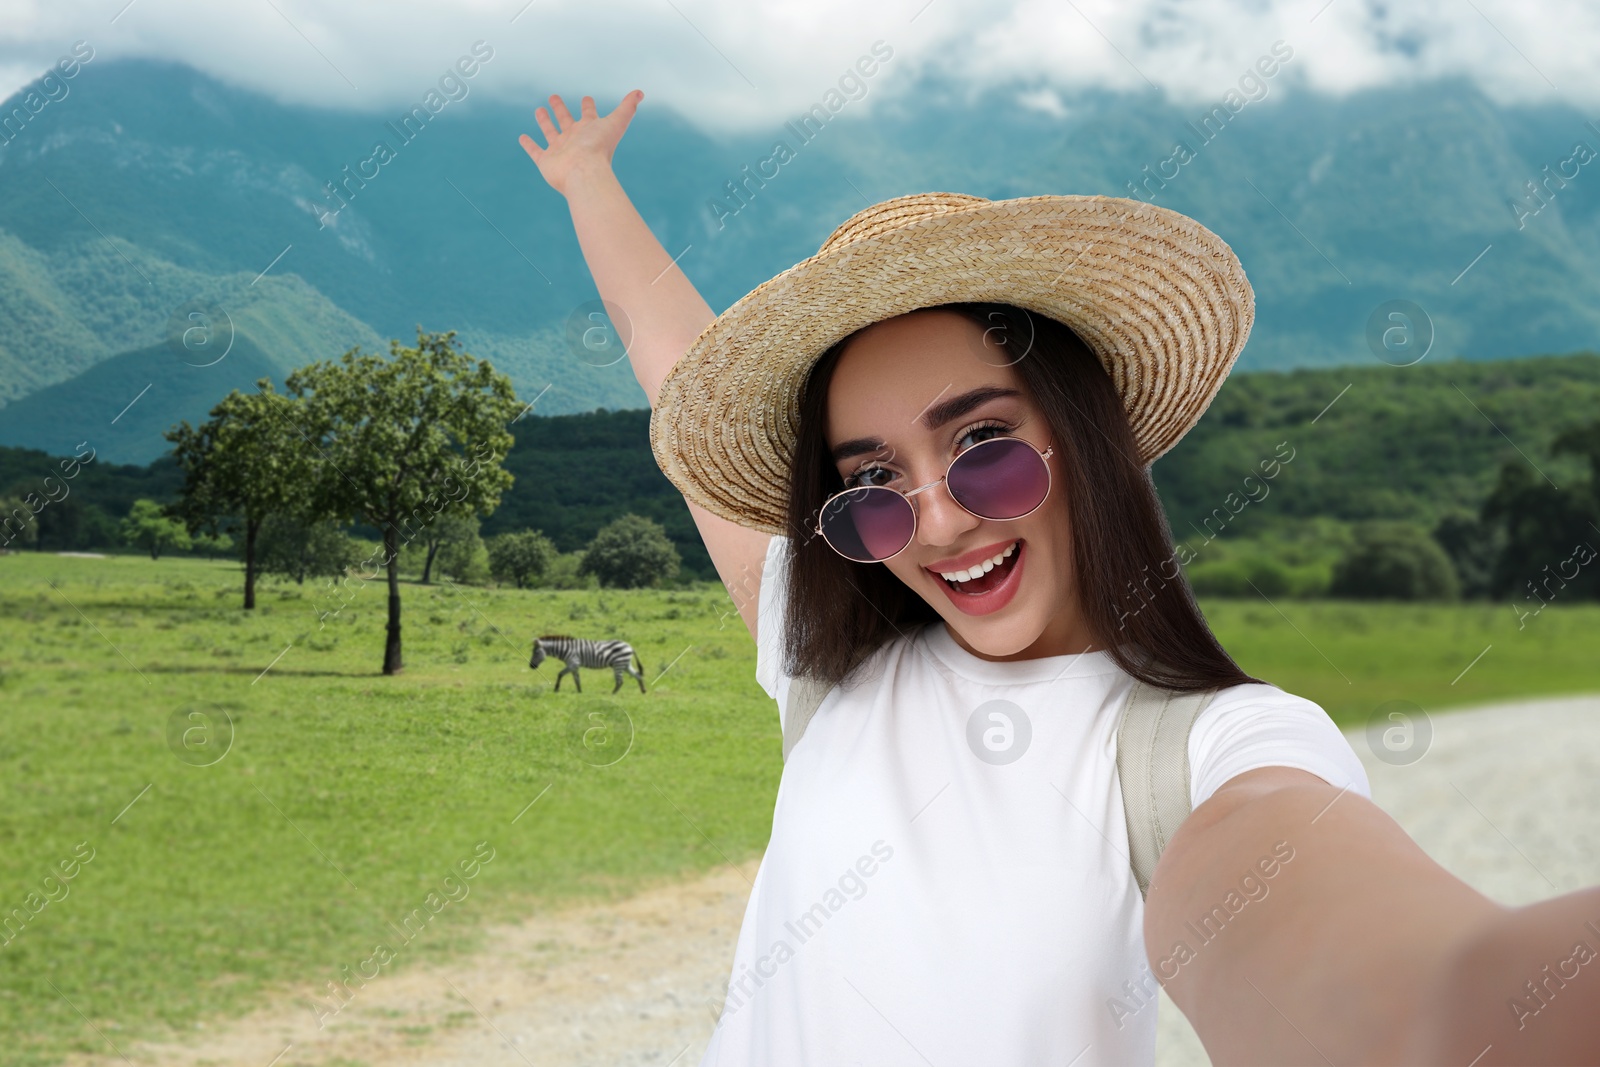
[647,191,1254,535]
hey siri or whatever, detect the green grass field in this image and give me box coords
[1,552,1596,1064]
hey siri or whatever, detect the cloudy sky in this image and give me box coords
[0,0,1596,130]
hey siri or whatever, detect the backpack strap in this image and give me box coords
[1116,680,1218,899]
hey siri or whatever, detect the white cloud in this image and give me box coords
[0,0,1595,131]
[1015,86,1070,118]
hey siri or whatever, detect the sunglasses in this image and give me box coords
[814,435,1055,563]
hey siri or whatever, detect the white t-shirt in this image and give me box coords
[701,535,1370,1067]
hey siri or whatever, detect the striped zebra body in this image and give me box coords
[529,634,646,694]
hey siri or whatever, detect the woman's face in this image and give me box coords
[822,309,1102,661]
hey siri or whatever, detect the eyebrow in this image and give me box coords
[829,385,1024,463]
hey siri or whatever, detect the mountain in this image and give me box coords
[1,59,1598,463]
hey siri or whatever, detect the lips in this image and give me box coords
[927,539,1027,616]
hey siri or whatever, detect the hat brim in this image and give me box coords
[649,193,1254,535]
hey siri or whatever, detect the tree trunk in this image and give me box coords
[422,540,439,584]
[383,525,403,675]
[243,519,258,610]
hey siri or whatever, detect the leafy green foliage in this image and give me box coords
[1152,355,1600,533]
[1329,521,1461,601]
[0,495,39,550]
[486,408,714,580]
[1186,555,1294,597]
[120,498,191,559]
[1478,460,1600,601]
[9,353,1600,599]
[1431,511,1506,599]
[256,516,360,584]
[404,511,483,585]
[579,514,681,589]
[0,444,179,550]
[165,381,315,609]
[287,328,521,673]
[541,549,599,590]
[191,530,233,558]
[437,535,491,585]
[486,529,555,589]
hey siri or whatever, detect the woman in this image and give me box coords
[520,91,1599,1065]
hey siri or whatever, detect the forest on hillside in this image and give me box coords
[4,351,1598,602]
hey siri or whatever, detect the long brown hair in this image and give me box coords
[777,301,1264,693]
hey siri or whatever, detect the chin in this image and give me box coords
[945,612,1048,658]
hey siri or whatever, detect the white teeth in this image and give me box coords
[938,541,1018,583]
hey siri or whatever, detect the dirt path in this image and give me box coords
[69,693,1600,1067]
[68,859,760,1067]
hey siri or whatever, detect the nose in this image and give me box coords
[911,473,980,550]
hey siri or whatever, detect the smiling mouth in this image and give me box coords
[932,539,1020,594]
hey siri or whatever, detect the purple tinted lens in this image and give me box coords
[819,487,915,562]
[947,437,1049,519]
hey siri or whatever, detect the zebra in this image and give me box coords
[529,634,647,694]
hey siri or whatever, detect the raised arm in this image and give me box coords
[519,91,772,642]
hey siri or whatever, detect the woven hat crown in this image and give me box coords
[817,192,990,255]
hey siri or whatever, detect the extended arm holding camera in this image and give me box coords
[1153,765,1600,1064]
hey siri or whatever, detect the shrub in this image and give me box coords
[1329,521,1460,601]
[578,514,681,589]
[540,549,598,590]
[487,529,555,589]
[1430,511,1505,599]
[121,499,192,560]
[438,537,491,584]
[257,516,361,584]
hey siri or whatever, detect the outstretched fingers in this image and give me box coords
[548,93,576,129]
[516,89,646,185]
[610,89,643,124]
[532,104,558,144]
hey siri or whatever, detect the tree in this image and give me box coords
[1478,423,1600,602]
[1430,511,1504,599]
[487,529,555,588]
[435,523,489,584]
[417,511,480,584]
[193,530,235,559]
[166,382,316,609]
[1329,521,1460,601]
[0,495,39,551]
[257,515,359,584]
[35,497,84,551]
[579,513,680,589]
[121,499,192,559]
[288,328,520,675]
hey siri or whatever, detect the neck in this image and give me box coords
[942,603,1106,662]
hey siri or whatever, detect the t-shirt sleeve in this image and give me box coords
[1187,682,1371,809]
[753,534,793,715]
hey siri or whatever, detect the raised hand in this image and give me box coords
[518,90,643,199]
